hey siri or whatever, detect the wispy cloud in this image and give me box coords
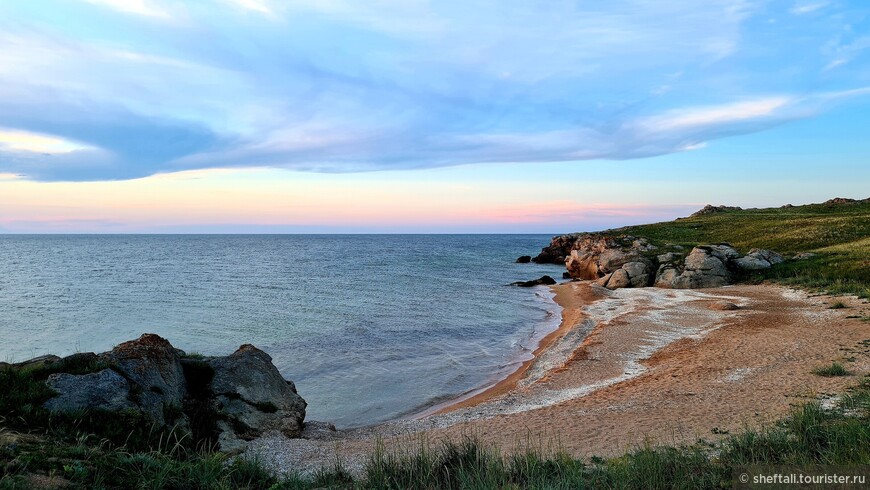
[81,0,171,19]
[790,1,830,15]
[0,128,93,154]
[0,0,867,181]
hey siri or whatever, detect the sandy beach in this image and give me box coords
[249,282,870,475]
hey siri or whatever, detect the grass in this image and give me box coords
[3,377,869,489]
[812,362,852,377]
[616,200,870,298]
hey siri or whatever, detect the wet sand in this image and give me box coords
[249,283,870,475]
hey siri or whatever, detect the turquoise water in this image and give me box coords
[0,235,563,427]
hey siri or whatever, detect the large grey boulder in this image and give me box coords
[43,369,136,413]
[656,246,731,288]
[597,261,653,289]
[209,344,307,452]
[734,248,786,270]
[101,334,187,426]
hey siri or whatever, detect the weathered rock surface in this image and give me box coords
[690,204,743,217]
[532,233,583,264]
[13,355,61,371]
[44,369,137,413]
[565,234,655,288]
[654,245,735,288]
[209,345,307,451]
[36,334,306,452]
[515,255,532,263]
[101,334,186,426]
[539,231,790,290]
[733,248,785,271]
[512,275,557,287]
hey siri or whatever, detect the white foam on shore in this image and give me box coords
[427,286,749,421]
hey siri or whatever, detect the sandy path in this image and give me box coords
[248,283,870,474]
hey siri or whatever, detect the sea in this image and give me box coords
[0,235,565,428]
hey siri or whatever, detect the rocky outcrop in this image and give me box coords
[551,232,788,290]
[101,334,187,427]
[515,255,532,263]
[655,245,735,289]
[511,275,557,287]
[532,233,583,264]
[564,234,656,289]
[37,334,306,452]
[209,345,307,451]
[44,369,137,414]
[823,197,870,206]
[734,248,785,271]
[689,204,743,217]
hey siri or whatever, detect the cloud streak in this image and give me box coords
[0,0,867,181]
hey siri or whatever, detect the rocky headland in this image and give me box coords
[529,232,787,290]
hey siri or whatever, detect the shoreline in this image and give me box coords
[412,281,602,418]
[249,282,870,475]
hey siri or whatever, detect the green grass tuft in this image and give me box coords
[812,362,852,377]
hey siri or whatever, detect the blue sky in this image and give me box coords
[0,0,868,232]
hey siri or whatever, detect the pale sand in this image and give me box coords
[248,283,870,475]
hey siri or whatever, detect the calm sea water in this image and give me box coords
[0,235,563,427]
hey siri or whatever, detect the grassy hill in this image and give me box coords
[617,199,870,298]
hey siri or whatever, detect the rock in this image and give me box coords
[532,233,583,264]
[657,247,731,288]
[734,255,770,270]
[209,344,307,451]
[564,233,652,281]
[689,204,742,217]
[13,355,61,371]
[562,272,572,279]
[707,244,740,262]
[793,252,817,260]
[43,369,137,414]
[595,272,614,287]
[710,301,739,311]
[656,252,681,264]
[58,352,101,371]
[301,421,338,440]
[824,197,857,205]
[781,204,793,208]
[101,334,187,426]
[515,255,532,263]
[512,275,557,287]
[622,261,652,287]
[748,248,784,265]
[734,248,785,271]
[654,266,680,288]
[605,269,631,289]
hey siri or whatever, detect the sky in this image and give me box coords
[0,0,868,233]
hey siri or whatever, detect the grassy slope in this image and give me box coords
[618,200,870,298]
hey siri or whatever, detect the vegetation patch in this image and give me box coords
[618,201,870,298]
[812,362,852,377]
[3,377,869,489]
